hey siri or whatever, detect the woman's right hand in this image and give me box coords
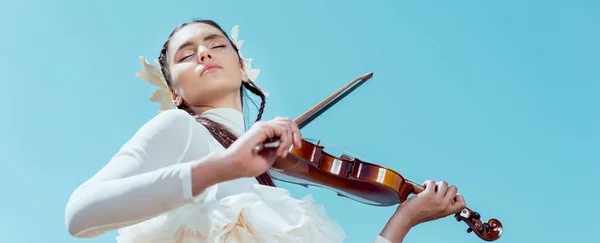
[225,116,303,178]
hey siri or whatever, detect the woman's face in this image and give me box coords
[165,22,245,109]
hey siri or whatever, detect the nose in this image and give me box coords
[197,46,212,63]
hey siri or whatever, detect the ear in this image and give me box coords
[240,66,249,83]
[171,91,183,107]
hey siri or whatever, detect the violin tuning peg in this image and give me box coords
[467,228,473,233]
[482,222,489,232]
[472,211,481,219]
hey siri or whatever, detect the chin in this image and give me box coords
[196,78,240,96]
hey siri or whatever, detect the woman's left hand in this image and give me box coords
[397,180,466,226]
[378,180,466,243]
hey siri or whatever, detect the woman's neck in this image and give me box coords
[190,91,243,114]
[192,104,241,114]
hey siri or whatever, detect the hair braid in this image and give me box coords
[240,80,274,186]
[243,81,267,120]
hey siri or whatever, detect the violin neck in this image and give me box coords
[406,180,459,200]
[406,179,425,194]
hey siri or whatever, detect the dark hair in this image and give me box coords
[157,19,275,187]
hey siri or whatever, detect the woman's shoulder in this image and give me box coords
[143,109,196,130]
[140,109,208,134]
[127,109,213,150]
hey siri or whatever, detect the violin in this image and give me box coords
[254,73,503,242]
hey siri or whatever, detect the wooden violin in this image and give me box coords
[254,73,503,241]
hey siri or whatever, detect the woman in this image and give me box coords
[64,19,466,243]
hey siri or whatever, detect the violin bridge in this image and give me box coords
[340,153,356,177]
[340,153,355,161]
[345,161,355,177]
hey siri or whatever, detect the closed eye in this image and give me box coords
[179,53,194,62]
[178,44,226,62]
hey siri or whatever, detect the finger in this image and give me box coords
[283,119,294,148]
[258,123,276,145]
[275,122,291,156]
[423,180,436,194]
[284,122,293,156]
[276,117,295,146]
[443,185,457,204]
[436,181,448,198]
[270,120,291,157]
[448,193,466,213]
[276,120,293,156]
[293,132,302,149]
[290,120,302,148]
[274,116,302,149]
[272,117,293,153]
[261,121,281,145]
[274,116,288,123]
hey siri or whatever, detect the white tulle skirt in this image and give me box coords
[116,184,346,243]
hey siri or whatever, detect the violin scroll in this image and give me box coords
[455,208,503,241]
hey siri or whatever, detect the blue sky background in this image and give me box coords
[0,0,598,242]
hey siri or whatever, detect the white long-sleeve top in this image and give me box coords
[64,108,392,243]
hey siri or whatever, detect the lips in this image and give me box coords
[200,63,223,76]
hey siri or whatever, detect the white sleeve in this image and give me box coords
[373,235,393,243]
[64,109,213,238]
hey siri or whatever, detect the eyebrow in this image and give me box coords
[175,33,226,53]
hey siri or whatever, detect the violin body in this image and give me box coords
[270,138,414,206]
